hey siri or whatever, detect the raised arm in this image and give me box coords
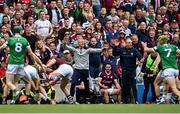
[65,44,76,52]
[142,42,155,53]
[0,42,8,51]
[88,48,102,53]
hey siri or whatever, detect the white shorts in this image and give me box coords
[161,68,179,79]
[24,65,38,80]
[6,64,26,77]
[57,64,73,80]
[107,88,114,95]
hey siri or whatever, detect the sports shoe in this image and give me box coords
[14,91,20,101]
[157,97,165,104]
[10,100,15,104]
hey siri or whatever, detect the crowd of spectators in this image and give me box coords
[0,0,180,104]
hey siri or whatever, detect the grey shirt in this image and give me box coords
[66,45,102,70]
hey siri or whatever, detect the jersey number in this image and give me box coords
[15,43,22,52]
[165,49,172,57]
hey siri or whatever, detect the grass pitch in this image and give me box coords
[0,104,180,113]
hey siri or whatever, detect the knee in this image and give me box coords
[104,90,109,95]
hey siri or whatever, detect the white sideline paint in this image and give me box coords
[1,113,180,114]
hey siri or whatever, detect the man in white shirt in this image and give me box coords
[34,11,53,40]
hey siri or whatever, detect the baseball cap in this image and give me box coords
[63,50,70,54]
[120,30,126,34]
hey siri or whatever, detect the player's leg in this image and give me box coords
[111,88,121,103]
[50,64,74,103]
[166,78,180,97]
[164,69,180,101]
[154,71,164,100]
[6,64,19,102]
[100,89,109,103]
[176,77,180,90]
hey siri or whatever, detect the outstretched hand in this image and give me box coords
[141,42,147,48]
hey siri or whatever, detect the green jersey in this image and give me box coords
[154,44,178,69]
[5,36,30,64]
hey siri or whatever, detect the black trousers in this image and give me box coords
[142,74,156,103]
[70,69,90,99]
[121,69,137,103]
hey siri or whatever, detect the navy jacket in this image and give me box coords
[113,47,142,71]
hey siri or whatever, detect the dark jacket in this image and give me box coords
[47,8,61,24]
[113,47,142,71]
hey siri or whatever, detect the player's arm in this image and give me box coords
[27,46,45,72]
[46,58,56,68]
[114,79,121,89]
[142,42,155,53]
[0,42,8,51]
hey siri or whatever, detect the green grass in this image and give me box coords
[0,104,180,113]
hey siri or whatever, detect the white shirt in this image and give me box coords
[34,19,52,39]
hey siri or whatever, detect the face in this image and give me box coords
[63,8,69,15]
[64,52,71,58]
[27,17,34,24]
[126,38,133,48]
[173,34,179,42]
[36,40,44,49]
[106,21,113,28]
[78,38,85,48]
[4,7,9,14]
[37,0,42,7]
[40,12,46,20]
[29,5,35,11]
[64,19,69,27]
[105,64,112,71]
[3,33,10,41]
[71,23,76,30]
[50,1,56,8]
[96,22,101,30]
[110,8,116,15]
[1,26,7,33]
[131,35,139,44]
[140,22,146,30]
[15,12,21,19]
[49,43,56,51]
[16,3,22,10]
[168,4,173,11]
[163,24,169,31]
[123,20,129,27]
[149,30,155,38]
[79,2,84,8]
[108,49,113,56]
[25,26,32,34]
[22,3,28,10]
[76,25,82,33]
[101,8,106,15]
[84,3,90,11]
[113,24,119,30]
[90,38,97,46]
[66,2,72,8]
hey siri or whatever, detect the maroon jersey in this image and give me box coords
[99,71,115,88]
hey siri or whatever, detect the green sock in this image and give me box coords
[12,89,17,100]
